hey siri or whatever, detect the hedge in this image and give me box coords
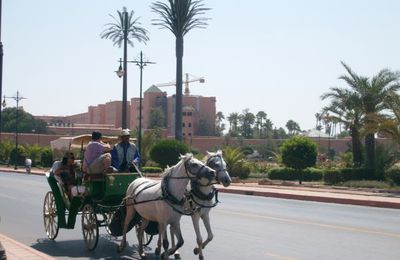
[323,168,376,185]
[268,167,323,182]
[385,167,400,186]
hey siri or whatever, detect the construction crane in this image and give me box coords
[155,73,205,95]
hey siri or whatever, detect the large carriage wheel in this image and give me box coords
[43,191,59,240]
[135,225,153,246]
[81,204,99,251]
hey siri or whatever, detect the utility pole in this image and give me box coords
[0,0,4,138]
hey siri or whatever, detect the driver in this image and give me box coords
[111,129,140,172]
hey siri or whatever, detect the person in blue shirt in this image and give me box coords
[111,129,140,172]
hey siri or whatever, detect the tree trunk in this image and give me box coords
[175,36,184,141]
[365,133,375,170]
[122,11,128,129]
[350,125,363,167]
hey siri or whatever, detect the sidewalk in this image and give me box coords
[0,234,55,260]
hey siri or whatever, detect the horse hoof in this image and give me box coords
[199,256,204,260]
[194,248,200,255]
[117,243,126,253]
[140,253,147,259]
[155,248,161,255]
[174,252,181,259]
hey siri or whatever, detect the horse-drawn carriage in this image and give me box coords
[43,134,232,259]
[42,134,152,251]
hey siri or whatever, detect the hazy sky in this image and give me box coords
[3,0,400,131]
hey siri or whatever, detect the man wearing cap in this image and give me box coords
[111,129,140,172]
[83,131,113,174]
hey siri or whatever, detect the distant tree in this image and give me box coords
[148,107,166,129]
[255,111,267,137]
[215,111,225,136]
[196,117,213,136]
[272,127,288,139]
[227,112,239,136]
[150,139,189,168]
[1,107,48,133]
[285,120,301,135]
[239,109,255,138]
[25,144,43,167]
[152,0,210,141]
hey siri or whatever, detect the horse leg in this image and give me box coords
[192,213,204,259]
[169,225,181,259]
[138,219,149,259]
[200,212,214,250]
[167,223,184,259]
[155,234,161,255]
[158,224,169,260]
[118,205,136,253]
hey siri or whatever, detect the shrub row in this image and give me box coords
[141,166,163,173]
[385,167,400,186]
[268,167,323,182]
[268,167,376,184]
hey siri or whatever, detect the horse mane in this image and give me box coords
[203,150,222,162]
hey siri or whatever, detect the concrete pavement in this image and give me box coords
[1,166,400,259]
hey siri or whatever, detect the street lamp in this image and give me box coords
[3,91,26,169]
[0,0,4,141]
[133,51,155,165]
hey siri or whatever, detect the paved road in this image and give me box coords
[1,172,400,260]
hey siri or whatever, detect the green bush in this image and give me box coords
[10,145,26,166]
[150,139,189,169]
[323,169,342,185]
[385,167,400,186]
[280,136,317,183]
[268,167,298,180]
[340,168,374,181]
[41,148,53,167]
[230,161,251,179]
[142,166,163,173]
[268,167,323,182]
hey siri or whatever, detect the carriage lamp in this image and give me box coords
[115,58,124,78]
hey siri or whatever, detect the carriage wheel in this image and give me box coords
[43,191,59,240]
[81,204,99,251]
[104,212,114,236]
[135,225,153,246]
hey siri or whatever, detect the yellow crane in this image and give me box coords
[155,73,205,95]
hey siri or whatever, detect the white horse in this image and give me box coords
[165,150,232,260]
[118,154,217,259]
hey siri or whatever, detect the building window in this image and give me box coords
[182,123,185,127]
[188,112,192,116]
[183,112,187,116]
[188,133,192,136]
[188,123,192,127]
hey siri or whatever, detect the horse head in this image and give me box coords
[181,153,217,184]
[205,150,232,187]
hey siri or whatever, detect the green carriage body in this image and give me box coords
[45,171,139,230]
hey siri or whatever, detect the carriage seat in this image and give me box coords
[51,161,86,202]
[50,161,71,208]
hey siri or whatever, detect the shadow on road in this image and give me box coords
[31,235,176,259]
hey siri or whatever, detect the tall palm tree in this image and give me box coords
[321,88,364,167]
[340,61,400,169]
[227,112,239,135]
[101,7,149,129]
[256,111,267,137]
[151,0,210,141]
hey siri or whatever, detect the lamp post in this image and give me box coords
[133,51,155,163]
[116,53,154,162]
[0,0,4,140]
[3,91,26,169]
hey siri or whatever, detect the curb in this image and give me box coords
[0,233,55,260]
[217,187,400,209]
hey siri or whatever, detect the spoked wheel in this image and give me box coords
[43,191,59,240]
[104,212,114,236]
[135,225,153,246]
[81,204,99,251]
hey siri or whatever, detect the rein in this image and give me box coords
[190,180,219,208]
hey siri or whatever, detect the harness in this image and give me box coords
[189,180,220,209]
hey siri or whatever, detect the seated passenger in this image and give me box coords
[83,131,113,174]
[111,129,140,172]
[54,152,85,197]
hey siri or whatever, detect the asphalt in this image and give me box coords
[1,166,400,259]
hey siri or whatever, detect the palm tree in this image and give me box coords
[321,88,364,167]
[101,7,149,129]
[151,0,210,141]
[256,111,267,137]
[215,111,225,136]
[286,120,300,135]
[339,61,400,169]
[227,112,239,136]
